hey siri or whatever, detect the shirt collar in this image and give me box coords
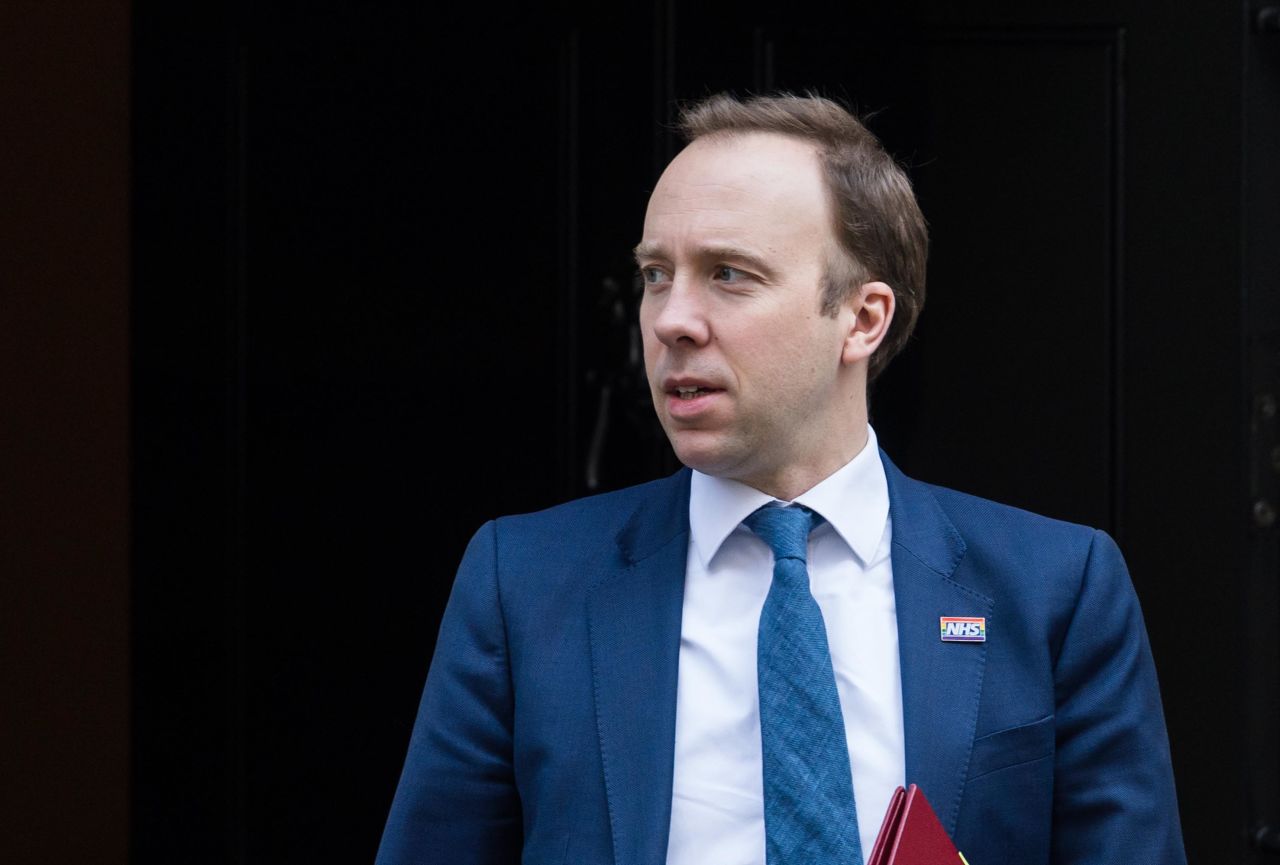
[688,425,890,569]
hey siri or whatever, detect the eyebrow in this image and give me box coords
[632,241,776,278]
[631,241,666,263]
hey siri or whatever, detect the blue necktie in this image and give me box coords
[746,504,863,865]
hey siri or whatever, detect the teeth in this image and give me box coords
[676,386,705,400]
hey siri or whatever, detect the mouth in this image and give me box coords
[661,381,726,420]
[670,385,723,401]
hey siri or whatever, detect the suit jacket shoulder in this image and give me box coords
[487,468,691,599]
[887,462,1111,667]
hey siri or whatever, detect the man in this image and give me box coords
[376,93,1186,865]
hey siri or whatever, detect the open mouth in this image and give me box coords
[673,386,720,400]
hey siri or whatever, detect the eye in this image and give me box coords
[713,265,746,282]
[639,266,669,285]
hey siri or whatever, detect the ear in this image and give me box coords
[840,281,895,366]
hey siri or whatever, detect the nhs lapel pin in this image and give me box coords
[940,616,986,643]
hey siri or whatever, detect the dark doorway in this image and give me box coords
[131,1,1278,862]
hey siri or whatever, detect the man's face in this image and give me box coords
[636,132,863,494]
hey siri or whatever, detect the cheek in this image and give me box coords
[640,328,663,381]
[764,327,821,373]
[749,322,840,395]
[638,303,655,345]
[640,322,659,356]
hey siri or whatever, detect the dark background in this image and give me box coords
[4,0,1279,862]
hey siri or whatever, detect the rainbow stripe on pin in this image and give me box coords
[940,616,986,642]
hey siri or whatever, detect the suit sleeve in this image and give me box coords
[375,520,522,865]
[1050,529,1186,864]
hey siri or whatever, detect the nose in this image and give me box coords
[648,278,711,349]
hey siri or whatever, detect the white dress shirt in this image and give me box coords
[666,425,904,865]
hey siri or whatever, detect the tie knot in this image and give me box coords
[743,504,823,562]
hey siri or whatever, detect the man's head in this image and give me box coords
[635,93,928,498]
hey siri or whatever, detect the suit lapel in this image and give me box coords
[883,453,992,837]
[588,469,691,865]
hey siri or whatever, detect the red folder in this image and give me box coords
[866,784,966,865]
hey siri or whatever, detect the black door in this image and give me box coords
[132,1,1277,861]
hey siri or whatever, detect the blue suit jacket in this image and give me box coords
[377,455,1186,864]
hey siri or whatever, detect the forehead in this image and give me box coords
[641,132,835,260]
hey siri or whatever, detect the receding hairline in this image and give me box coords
[665,129,864,290]
[675,127,833,163]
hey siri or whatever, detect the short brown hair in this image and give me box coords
[677,92,928,381]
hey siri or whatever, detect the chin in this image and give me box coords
[667,431,743,479]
